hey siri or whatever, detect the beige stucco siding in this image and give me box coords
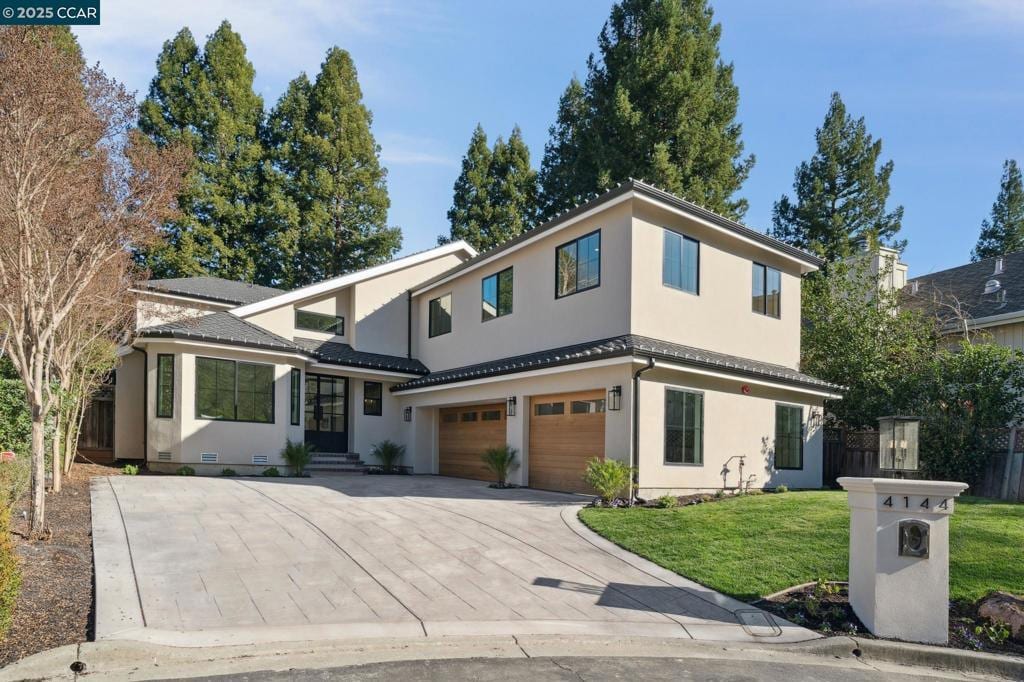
[113,349,145,460]
[242,289,353,344]
[136,295,226,329]
[412,202,633,371]
[629,202,803,369]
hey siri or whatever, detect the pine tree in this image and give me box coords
[972,160,1024,261]
[771,92,904,262]
[541,0,753,220]
[538,78,590,222]
[443,125,494,249]
[138,22,268,282]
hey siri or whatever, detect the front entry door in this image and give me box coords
[304,374,348,453]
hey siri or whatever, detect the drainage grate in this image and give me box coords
[735,609,783,637]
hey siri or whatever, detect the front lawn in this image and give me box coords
[579,491,1024,603]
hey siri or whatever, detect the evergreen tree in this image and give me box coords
[442,125,537,252]
[540,0,753,220]
[138,22,268,283]
[972,160,1024,261]
[537,77,590,221]
[771,92,904,262]
[266,48,400,286]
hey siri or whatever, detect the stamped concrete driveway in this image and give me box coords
[91,475,815,647]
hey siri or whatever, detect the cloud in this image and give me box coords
[379,133,457,167]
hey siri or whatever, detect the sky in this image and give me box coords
[73,0,1024,277]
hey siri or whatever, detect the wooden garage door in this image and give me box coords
[529,390,606,494]
[438,403,506,480]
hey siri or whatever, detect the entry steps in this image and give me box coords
[307,452,367,473]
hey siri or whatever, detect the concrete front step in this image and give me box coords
[311,452,362,461]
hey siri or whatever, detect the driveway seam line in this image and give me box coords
[105,478,148,628]
[404,497,691,633]
[232,480,426,633]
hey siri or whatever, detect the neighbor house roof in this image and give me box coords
[411,179,824,296]
[904,251,1024,325]
[391,334,844,394]
[142,277,285,306]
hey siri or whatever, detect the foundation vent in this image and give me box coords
[201,453,218,464]
[252,454,269,465]
[157,451,172,462]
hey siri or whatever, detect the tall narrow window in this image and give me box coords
[428,293,452,337]
[290,369,301,426]
[662,230,699,294]
[774,404,803,469]
[752,262,781,318]
[665,389,703,465]
[156,354,174,418]
[556,230,601,297]
[363,381,382,416]
[195,357,274,423]
[482,267,514,321]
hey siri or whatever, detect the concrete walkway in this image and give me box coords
[91,474,816,647]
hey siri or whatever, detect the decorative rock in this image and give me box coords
[978,592,1024,641]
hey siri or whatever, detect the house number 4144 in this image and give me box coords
[880,495,950,513]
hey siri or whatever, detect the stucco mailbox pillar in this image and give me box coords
[838,477,968,644]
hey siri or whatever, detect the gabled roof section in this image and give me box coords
[230,241,477,318]
[141,277,285,306]
[411,179,823,296]
[391,334,843,394]
[904,251,1024,324]
[136,312,302,354]
[292,338,427,375]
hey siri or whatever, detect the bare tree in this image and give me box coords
[0,27,186,536]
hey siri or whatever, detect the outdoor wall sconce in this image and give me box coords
[403,406,412,422]
[878,415,921,472]
[608,385,622,411]
[506,396,517,417]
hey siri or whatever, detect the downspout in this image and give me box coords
[630,356,656,505]
[406,290,413,359]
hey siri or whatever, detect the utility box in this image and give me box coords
[838,477,968,644]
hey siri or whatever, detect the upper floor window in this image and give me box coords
[556,230,601,298]
[752,262,781,318]
[295,310,344,335]
[774,404,803,469]
[429,293,452,337]
[665,388,703,465]
[482,267,513,321]
[663,230,699,294]
[195,357,274,423]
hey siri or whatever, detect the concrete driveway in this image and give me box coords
[91,475,815,646]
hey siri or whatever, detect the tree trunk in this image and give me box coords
[64,400,82,476]
[51,410,62,493]
[29,402,46,536]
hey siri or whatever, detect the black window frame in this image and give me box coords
[289,368,301,426]
[481,266,514,322]
[555,229,601,299]
[156,354,174,419]
[774,403,804,470]
[662,229,700,295]
[194,356,275,424]
[295,309,345,335]
[363,381,383,416]
[664,388,704,466]
[751,262,782,318]
[428,293,453,338]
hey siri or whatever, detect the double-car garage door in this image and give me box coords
[437,390,606,493]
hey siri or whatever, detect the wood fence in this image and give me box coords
[823,427,1024,501]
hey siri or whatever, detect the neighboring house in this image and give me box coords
[108,179,841,495]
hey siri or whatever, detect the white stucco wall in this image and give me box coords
[113,349,145,460]
[136,295,226,329]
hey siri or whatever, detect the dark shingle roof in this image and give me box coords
[292,338,428,375]
[392,334,843,393]
[143,277,285,306]
[904,251,1024,323]
[137,312,301,354]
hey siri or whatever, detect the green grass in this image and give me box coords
[579,491,1024,602]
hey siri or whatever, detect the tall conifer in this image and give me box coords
[972,160,1024,261]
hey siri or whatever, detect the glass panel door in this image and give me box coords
[304,374,348,453]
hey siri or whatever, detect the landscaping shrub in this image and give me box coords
[175,465,195,476]
[262,467,280,477]
[0,377,30,460]
[0,505,19,640]
[122,463,139,476]
[370,440,405,473]
[221,468,237,477]
[775,484,789,494]
[281,439,314,476]
[583,458,633,505]
[481,445,519,487]
[655,494,678,509]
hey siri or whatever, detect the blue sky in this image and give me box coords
[74,0,1023,276]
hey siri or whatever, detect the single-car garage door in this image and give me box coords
[438,403,506,480]
[529,390,606,494]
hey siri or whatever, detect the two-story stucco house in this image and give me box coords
[108,180,841,496]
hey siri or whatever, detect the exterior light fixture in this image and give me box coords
[506,396,517,417]
[608,385,622,411]
[403,406,412,422]
[878,416,921,473]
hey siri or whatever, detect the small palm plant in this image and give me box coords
[371,440,406,473]
[281,439,314,476]
[583,458,634,505]
[481,445,519,488]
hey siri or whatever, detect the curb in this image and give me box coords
[789,635,1024,680]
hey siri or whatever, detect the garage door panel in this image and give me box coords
[529,390,605,494]
[438,404,506,481]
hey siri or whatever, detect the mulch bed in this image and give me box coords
[0,463,120,667]
[758,581,1024,658]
